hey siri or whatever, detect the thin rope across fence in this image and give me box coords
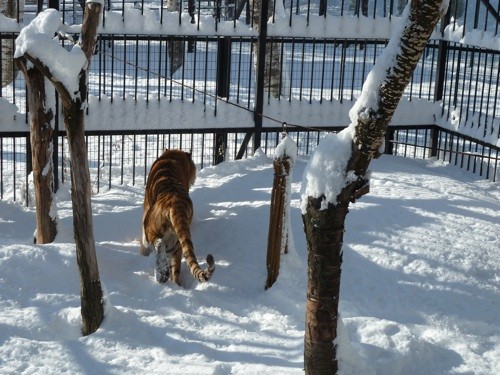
[98,50,339,134]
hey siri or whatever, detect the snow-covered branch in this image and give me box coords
[14,9,86,101]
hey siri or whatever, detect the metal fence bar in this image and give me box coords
[1,125,498,203]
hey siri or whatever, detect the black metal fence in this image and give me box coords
[4,36,499,128]
[18,0,499,37]
[0,0,499,202]
[1,125,498,204]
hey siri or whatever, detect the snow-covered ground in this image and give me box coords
[0,151,498,374]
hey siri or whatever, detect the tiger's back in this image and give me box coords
[140,149,215,284]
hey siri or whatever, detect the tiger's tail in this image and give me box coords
[170,208,215,283]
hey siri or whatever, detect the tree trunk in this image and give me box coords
[67,2,104,336]
[303,198,346,374]
[63,102,103,335]
[16,3,105,336]
[250,0,282,98]
[17,61,57,244]
[166,0,184,76]
[302,0,447,373]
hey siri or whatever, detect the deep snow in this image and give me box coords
[0,151,498,374]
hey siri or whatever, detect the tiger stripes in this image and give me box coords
[140,149,215,284]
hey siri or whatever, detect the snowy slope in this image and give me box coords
[0,152,499,374]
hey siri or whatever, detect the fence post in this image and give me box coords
[53,94,59,192]
[254,0,269,151]
[384,126,395,155]
[433,7,451,106]
[48,0,59,10]
[217,37,231,98]
[26,133,32,206]
[213,133,227,165]
[430,125,439,158]
[432,9,450,158]
[215,37,231,164]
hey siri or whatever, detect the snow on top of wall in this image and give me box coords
[0,98,28,130]
[0,93,441,133]
[443,25,500,51]
[436,108,500,148]
[0,13,23,32]
[101,7,256,36]
[85,94,255,131]
[99,8,432,41]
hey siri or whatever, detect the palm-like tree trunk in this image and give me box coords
[302,1,448,373]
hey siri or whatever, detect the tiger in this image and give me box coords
[140,149,215,285]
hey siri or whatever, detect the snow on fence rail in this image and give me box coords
[2,36,498,136]
[14,0,500,39]
[0,0,498,201]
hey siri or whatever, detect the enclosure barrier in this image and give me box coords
[0,0,498,201]
[16,0,500,37]
[1,124,498,204]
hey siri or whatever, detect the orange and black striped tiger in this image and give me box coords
[140,149,215,284]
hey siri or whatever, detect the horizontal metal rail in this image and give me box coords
[1,125,498,204]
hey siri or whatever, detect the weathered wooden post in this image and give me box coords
[265,133,297,289]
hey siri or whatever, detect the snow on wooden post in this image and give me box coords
[15,2,105,336]
[265,133,297,290]
[16,61,57,244]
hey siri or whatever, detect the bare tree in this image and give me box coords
[301,0,448,373]
[15,2,105,336]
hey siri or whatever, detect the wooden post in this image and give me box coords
[265,134,296,289]
[17,60,57,243]
[16,2,105,335]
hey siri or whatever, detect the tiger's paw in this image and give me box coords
[140,245,152,256]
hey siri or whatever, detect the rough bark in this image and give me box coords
[303,197,347,374]
[166,0,184,76]
[302,1,446,373]
[250,0,282,98]
[64,103,103,335]
[265,156,291,290]
[67,1,104,336]
[17,3,105,336]
[17,60,57,244]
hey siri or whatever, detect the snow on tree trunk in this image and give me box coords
[265,134,297,289]
[301,0,448,373]
[15,3,105,336]
[16,61,57,244]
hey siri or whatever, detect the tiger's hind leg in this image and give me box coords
[169,244,182,285]
[154,239,170,283]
